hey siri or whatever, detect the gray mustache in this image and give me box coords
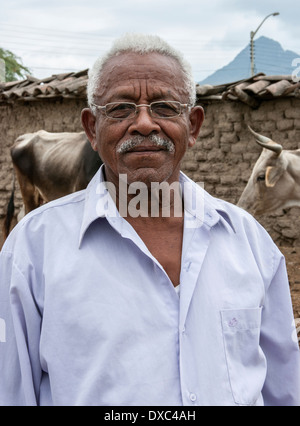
[117,135,175,154]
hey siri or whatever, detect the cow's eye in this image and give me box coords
[257,174,265,182]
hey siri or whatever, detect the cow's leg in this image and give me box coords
[15,167,40,215]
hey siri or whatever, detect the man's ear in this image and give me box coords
[81,108,97,151]
[188,106,205,148]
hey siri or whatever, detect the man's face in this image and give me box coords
[82,52,204,187]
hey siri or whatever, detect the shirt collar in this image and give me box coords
[78,165,113,247]
[79,166,236,247]
[179,172,236,234]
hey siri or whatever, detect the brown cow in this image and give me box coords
[3,130,102,238]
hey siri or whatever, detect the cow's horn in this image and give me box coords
[248,126,283,155]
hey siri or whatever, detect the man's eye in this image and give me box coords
[113,104,132,111]
[106,103,135,117]
[152,102,179,117]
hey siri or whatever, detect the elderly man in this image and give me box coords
[0,34,299,407]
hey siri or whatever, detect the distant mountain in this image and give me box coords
[200,36,300,85]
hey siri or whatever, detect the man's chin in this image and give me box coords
[124,167,177,187]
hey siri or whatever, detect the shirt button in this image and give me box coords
[189,393,197,402]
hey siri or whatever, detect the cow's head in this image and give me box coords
[238,126,300,215]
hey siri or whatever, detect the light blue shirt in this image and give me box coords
[0,166,299,406]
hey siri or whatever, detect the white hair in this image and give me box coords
[87,33,196,111]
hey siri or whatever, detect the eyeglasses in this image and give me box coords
[91,101,190,120]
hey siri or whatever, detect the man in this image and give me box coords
[0,33,299,406]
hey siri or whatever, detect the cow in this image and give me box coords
[3,130,103,238]
[237,126,300,215]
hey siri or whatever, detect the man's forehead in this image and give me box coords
[102,51,182,72]
[102,83,181,104]
[96,52,187,100]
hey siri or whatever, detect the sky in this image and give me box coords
[1,0,299,82]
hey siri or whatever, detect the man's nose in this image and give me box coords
[128,106,161,136]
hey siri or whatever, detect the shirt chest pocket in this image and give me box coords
[220,308,267,406]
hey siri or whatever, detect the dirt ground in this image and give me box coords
[0,219,300,331]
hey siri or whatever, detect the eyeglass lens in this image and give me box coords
[105,101,181,119]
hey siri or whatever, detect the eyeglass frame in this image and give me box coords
[90,100,192,120]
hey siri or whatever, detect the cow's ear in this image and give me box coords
[81,108,97,151]
[265,166,284,187]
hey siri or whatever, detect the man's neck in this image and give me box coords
[108,177,184,221]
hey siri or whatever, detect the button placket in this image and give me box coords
[189,393,197,403]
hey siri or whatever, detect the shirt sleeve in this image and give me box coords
[260,250,300,406]
[0,249,42,406]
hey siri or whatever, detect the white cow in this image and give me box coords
[238,126,300,215]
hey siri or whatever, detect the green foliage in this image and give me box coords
[0,47,31,81]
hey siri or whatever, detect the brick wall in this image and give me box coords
[181,97,300,246]
[1,96,300,246]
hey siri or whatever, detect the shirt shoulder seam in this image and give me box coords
[17,192,86,227]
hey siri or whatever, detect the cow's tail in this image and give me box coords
[2,174,15,240]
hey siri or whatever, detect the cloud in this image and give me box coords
[1,0,299,81]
